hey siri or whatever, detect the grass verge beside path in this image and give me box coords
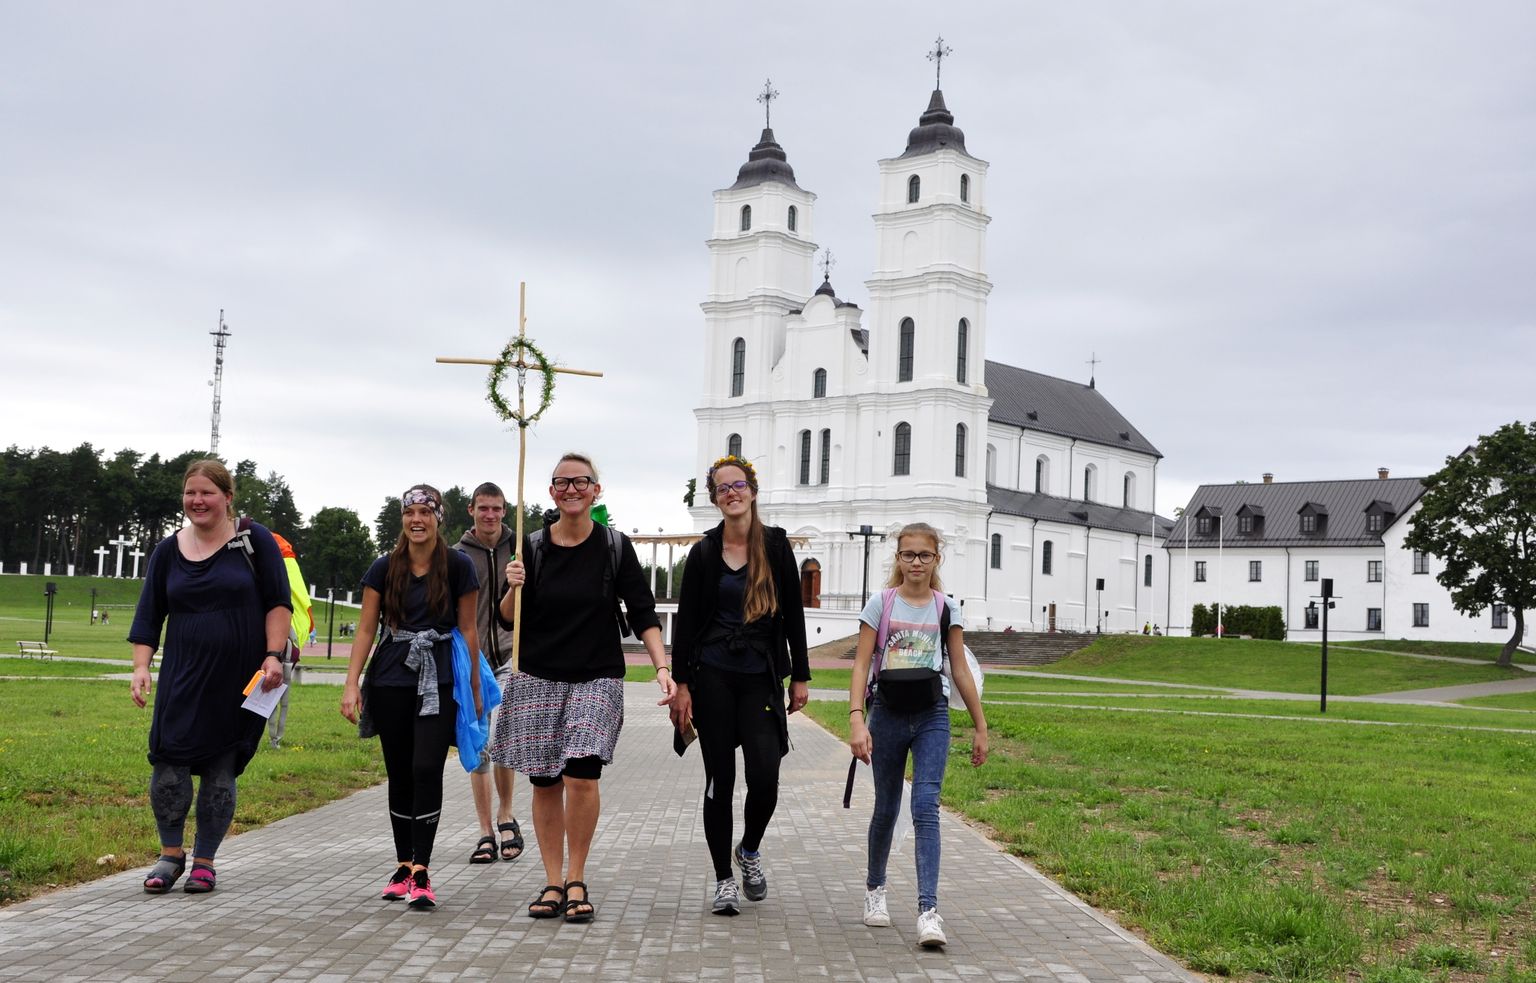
[0,657,135,678]
[804,699,1536,983]
[984,693,1536,731]
[1460,691,1536,712]
[0,679,385,904]
[1036,635,1522,695]
[1340,639,1536,666]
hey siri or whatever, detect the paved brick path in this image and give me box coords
[0,685,1195,982]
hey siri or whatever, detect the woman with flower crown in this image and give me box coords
[669,455,810,916]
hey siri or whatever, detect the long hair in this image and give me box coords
[884,522,945,592]
[706,455,777,623]
[383,484,450,629]
[183,459,236,519]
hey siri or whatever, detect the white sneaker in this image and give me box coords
[711,877,740,916]
[916,908,947,948]
[863,886,891,927]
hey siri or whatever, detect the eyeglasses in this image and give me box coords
[551,476,595,491]
[714,480,751,495]
[897,550,938,564]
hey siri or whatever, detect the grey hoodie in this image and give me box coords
[453,524,518,670]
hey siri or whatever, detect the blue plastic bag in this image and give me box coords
[450,628,503,772]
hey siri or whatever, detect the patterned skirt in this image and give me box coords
[489,672,625,777]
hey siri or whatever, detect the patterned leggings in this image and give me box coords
[150,749,239,859]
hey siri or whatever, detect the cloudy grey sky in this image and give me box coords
[5,2,1533,535]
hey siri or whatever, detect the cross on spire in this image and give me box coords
[819,249,836,282]
[927,36,953,88]
[1086,350,1101,388]
[757,78,779,128]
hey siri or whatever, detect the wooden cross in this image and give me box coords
[437,281,604,670]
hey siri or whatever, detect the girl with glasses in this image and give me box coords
[847,522,987,948]
[492,453,675,923]
[670,455,810,915]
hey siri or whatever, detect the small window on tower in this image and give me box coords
[787,205,797,232]
[907,175,920,203]
[960,174,970,203]
[740,205,752,232]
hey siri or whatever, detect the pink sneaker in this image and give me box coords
[380,865,412,901]
[407,869,437,909]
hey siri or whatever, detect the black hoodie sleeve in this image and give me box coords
[774,530,810,682]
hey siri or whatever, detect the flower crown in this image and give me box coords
[706,455,759,500]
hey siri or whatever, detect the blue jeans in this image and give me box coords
[866,696,950,912]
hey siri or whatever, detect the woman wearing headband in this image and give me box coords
[669,455,810,915]
[342,484,481,910]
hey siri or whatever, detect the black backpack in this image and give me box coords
[525,525,632,638]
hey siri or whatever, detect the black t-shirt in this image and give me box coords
[362,550,478,687]
[699,563,769,674]
[496,523,661,683]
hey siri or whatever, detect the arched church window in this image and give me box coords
[907,175,920,203]
[1124,471,1136,508]
[990,533,1002,570]
[986,444,997,485]
[727,433,742,458]
[740,205,752,232]
[819,429,830,484]
[812,368,827,398]
[956,318,969,384]
[960,174,970,203]
[1144,554,1153,588]
[893,423,911,476]
[798,430,812,485]
[954,423,967,478]
[787,205,797,232]
[1042,540,1054,576]
[1084,464,1098,502]
[898,318,915,382]
[730,338,745,397]
[1035,455,1050,494]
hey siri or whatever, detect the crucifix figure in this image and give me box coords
[130,547,146,580]
[437,281,604,670]
[94,545,110,578]
[757,78,779,128]
[109,533,134,579]
[927,36,953,88]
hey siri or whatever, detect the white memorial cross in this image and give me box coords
[130,547,146,579]
[94,545,111,577]
[109,533,134,578]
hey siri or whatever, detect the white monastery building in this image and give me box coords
[1165,471,1532,644]
[689,78,1173,632]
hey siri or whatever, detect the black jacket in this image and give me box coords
[671,522,810,687]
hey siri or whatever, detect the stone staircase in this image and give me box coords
[964,630,1098,667]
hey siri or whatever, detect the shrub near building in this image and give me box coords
[1191,603,1285,639]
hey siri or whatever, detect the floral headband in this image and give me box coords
[706,455,758,502]
[401,486,444,523]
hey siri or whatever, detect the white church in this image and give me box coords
[688,78,1173,633]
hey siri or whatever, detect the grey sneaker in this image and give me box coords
[711,877,740,916]
[863,886,891,927]
[733,843,767,902]
[917,908,947,948]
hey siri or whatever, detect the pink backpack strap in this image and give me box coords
[866,588,898,701]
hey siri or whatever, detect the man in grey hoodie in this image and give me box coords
[454,482,524,863]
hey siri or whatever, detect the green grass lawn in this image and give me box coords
[1339,639,1535,666]
[805,699,1536,983]
[1459,691,1536,712]
[0,656,134,678]
[0,679,385,904]
[982,693,1536,731]
[1035,635,1523,695]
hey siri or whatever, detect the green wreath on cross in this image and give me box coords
[486,336,557,426]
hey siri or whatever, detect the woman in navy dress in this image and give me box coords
[129,459,292,895]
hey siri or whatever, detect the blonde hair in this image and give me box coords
[883,522,945,592]
[553,451,599,482]
[183,459,236,519]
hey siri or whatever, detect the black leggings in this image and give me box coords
[370,686,456,868]
[150,749,238,860]
[692,664,782,881]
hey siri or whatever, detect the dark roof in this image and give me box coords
[988,486,1175,538]
[813,275,859,309]
[985,360,1161,457]
[728,127,802,191]
[1165,478,1427,547]
[898,89,969,159]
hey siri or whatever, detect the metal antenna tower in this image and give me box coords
[209,310,232,456]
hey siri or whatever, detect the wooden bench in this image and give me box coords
[16,640,57,660]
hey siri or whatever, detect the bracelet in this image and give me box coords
[656,666,670,675]
[849,708,865,717]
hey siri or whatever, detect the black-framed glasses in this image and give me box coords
[714,480,751,495]
[897,550,938,564]
[551,476,595,491]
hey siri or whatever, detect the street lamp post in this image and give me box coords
[1308,577,1338,713]
[326,579,337,660]
[846,525,886,609]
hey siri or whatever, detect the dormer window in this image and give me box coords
[1194,505,1221,535]
[907,175,920,203]
[787,205,797,232]
[1298,502,1329,536]
[1367,513,1384,533]
[1197,516,1211,534]
[1236,504,1265,536]
[960,174,970,203]
[1364,500,1396,534]
[1238,516,1253,534]
[740,205,752,232]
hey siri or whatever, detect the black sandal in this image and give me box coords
[498,820,524,862]
[142,854,185,894]
[469,834,498,864]
[528,884,565,919]
[563,880,595,923]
